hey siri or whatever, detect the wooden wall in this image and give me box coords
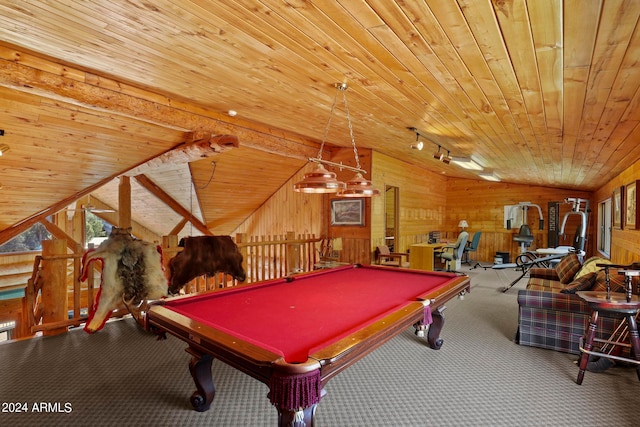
[325,148,374,264]
[232,163,325,243]
[593,158,640,264]
[368,151,594,265]
[371,151,447,255]
[445,180,593,264]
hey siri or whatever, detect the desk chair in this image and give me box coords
[438,231,469,272]
[375,245,409,268]
[462,231,482,266]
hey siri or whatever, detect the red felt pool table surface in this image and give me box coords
[154,264,467,363]
[146,264,470,424]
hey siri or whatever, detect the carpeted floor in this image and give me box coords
[1,266,639,426]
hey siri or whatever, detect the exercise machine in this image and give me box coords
[559,197,590,258]
[498,198,589,292]
[497,248,574,292]
[506,202,544,254]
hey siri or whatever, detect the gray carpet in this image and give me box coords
[1,267,639,426]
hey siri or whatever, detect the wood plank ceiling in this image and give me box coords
[1,0,640,242]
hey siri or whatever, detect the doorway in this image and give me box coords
[385,185,399,251]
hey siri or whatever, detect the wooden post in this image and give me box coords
[286,231,301,274]
[236,233,248,281]
[41,239,68,336]
[72,243,82,319]
[162,235,179,271]
[119,176,132,229]
[19,296,30,338]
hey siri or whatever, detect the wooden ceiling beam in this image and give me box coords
[169,218,189,237]
[0,44,320,161]
[133,174,212,236]
[0,174,125,246]
[83,196,163,244]
[41,218,81,252]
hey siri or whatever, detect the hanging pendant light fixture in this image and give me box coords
[294,83,378,197]
[337,83,379,197]
[294,84,346,193]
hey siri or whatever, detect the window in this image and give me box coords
[0,223,51,253]
[597,198,611,257]
[0,321,16,342]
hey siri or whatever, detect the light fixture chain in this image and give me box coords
[318,88,340,161]
[341,87,361,170]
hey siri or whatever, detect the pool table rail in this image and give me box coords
[148,305,282,385]
[311,300,427,382]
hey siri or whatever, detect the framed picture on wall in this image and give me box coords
[331,199,365,226]
[613,186,624,229]
[625,181,638,230]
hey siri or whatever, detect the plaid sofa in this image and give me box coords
[516,255,624,355]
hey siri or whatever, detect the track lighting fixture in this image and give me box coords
[442,150,452,164]
[409,127,454,165]
[433,146,444,161]
[411,134,424,150]
[409,126,491,179]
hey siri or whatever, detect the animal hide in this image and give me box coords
[80,228,168,333]
[168,235,246,294]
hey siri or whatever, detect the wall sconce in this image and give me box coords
[294,83,379,197]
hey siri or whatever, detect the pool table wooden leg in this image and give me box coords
[186,348,216,412]
[427,306,445,350]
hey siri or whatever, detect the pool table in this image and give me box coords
[146,264,470,426]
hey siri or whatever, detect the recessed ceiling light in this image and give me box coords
[450,157,483,171]
[479,172,501,182]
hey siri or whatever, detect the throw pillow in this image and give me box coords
[574,256,612,280]
[560,272,597,294]
[592,269,626,293]
[555,253,582,284]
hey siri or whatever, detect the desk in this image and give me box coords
[146,264,470,426]
[409,242,447,270]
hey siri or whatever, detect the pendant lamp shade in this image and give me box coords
[340,172,380,197]
[293,163,346,193]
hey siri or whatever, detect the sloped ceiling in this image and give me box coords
[1,1,640,243]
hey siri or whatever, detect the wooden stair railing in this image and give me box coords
[22,232,332,337]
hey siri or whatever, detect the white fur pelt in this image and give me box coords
[80,228,168,333]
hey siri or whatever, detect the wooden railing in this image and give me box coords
[22,232,326,337]
[25,252,94,335]
[237,232,322,282]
